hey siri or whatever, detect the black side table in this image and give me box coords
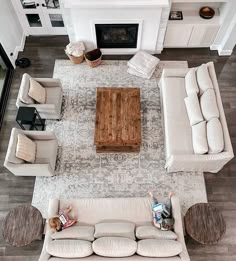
[16,107,45,130]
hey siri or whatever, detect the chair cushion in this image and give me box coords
[45,87,62,108]
[51,226,94,241]
[28,79,46,104]
[35,140,58,170]
[46,240,93,258]
[136,226,177,240]
[94,222,135,240]
[184,93,203,126]
[192,121,208,154]
[200,89,219,121]
[207,118,224,154]
[196,64,214,95]
[18,73,35,104]
[137,239,182,257]
[185,68,199,96]
[93,237,137,257]
[16,134,36,163]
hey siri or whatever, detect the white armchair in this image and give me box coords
[4,128,58,177]
[16,73,63,119]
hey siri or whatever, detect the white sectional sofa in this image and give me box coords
[160,62,234,173]
[39,196,190,261]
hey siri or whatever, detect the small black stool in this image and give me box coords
[16,107,45,131]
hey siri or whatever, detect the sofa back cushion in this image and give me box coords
[200,89,219,121]
[46,240,93,258]
[184,93,203,126]
[136,226,177,240]
[137,239,182,258]
[93,237,137,257]
[207,118,224,154]
[51,226,94,241]
[192,121,208,154]
[185,68,199,96]
[196,64,214,95]
[94,222,135,240]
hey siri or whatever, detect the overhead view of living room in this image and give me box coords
[0,0,236,260]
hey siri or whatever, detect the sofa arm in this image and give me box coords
[161,68,190,78]
[34,78,62,88]
[171,196,190,261]
[23,130,57,141]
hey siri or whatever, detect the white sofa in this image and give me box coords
[39,196,190,261]
[160,62,234,173]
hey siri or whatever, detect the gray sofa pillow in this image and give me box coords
[94,222,135,240]
[51,226,95,241]
[136,226,177,240]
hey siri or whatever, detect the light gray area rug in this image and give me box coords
[32,60,207,217]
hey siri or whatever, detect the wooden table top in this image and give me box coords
[2,205,44,247]
[185,203,226,244]
[94,87,141,147]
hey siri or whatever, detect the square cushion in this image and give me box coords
[47,240,93,258]
[51,226,94,241]
[45,87,62,108]
[94,222,135,240]
[200,89,219,121]
[207,118,224,154]
[28,78,46,104]
[35,140,58,170]
[16,134,36,163]
[184,93,203,126]
[192,121,208,154]
[137,239,182,258]
[136,226,177,240]
[92,237,137,257]
[19,73,35,104]
[196,64,214,95]
[185,68,199,96]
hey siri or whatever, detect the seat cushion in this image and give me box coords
[51,226,95,241]
[94,222,135,240]
[28,79,46,104]
[196,64,214,95]
[200,89,219,121]
[93,237,137,257]
[136,226,177,240]
[207,118,224,154]
[45,87,62,108]
[161,77,194,158]
[137,239,182,257]
[16,134,36,163]
[46,240,93,258]
[185,68,199,96]
[192,121,208,154]
[35,140,58,170]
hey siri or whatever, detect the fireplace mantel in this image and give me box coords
[64,0,169,8]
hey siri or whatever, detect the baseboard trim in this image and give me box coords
[210,44,220,51]
[218,48,232,56]
[13,34,26,67]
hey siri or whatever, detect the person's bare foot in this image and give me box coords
[169,192,173,198]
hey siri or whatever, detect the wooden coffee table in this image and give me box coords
[95,87,141,153]
[185,203,226,244]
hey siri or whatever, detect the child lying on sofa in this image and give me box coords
[149,191,174,231]
[49,206,78,231]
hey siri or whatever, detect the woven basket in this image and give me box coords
[65,51,84,64]
[85,55,102,68]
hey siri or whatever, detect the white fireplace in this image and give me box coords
[61,0,170,54]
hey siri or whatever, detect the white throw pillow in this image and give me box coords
[200,89,219,121]
[196,64,214,95]
[207,118,224,154]
[19,73,35,104]
[93,237,137,257]
[184,93,204,126]
[136,226,177,240]
[192,121,208,154]
[28,78,46,104]
[51,226,94,241]
[185,68,199,96]
[94,222,135,240]
[46,240,93,258]
[137,239,182,258]
[16,134,36,163]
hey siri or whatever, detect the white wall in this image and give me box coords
[0,0,25,66]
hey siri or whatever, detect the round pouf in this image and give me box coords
[185,203,226,244]
[2,205,44,247]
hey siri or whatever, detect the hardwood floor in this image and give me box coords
[0,36,235,261]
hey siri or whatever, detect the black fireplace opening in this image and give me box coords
[95,24,139,49]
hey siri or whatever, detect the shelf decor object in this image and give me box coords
[169,11,183,20]
[199,7,215,19]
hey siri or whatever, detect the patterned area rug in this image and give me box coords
[32,60,207,217]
